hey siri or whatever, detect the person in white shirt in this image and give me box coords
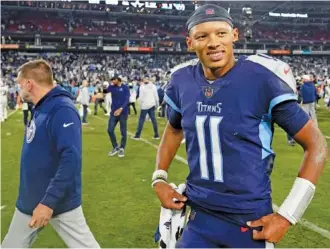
[0,80,8,122]
[132,77,160,139]
[128,83,137,115]
[103,81,111,116]
[77,80,90,124]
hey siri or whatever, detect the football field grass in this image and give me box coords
[1,102,330,248]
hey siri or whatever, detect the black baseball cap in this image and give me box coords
[186,4,233,32]
[111,75,121,81]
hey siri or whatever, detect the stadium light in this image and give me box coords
[242,7,253,20]
[105,0,118,5]
[269,12,308,18]
[145,2,157,9]
[88,0,100,4]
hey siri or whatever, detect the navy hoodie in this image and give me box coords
[16,86,82,216]
[301,81,318,104]
[107,84,130,116]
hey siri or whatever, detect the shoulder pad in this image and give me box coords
[162,58,199,90]
[246,54,297,93]
[170,58,199,76]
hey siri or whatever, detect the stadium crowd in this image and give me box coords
[1,52,195,93]
[2,52,330,84]
[1,2,329,248]
[2,10,330,43]
[1,52,330,117]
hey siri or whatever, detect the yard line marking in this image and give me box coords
[1,205,6,210]
[93,116,104,121]
[272,204,330,239]
[127,131,188,165]
[8,110,18,118]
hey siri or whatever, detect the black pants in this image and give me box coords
[23,104,34,126]
[158,102,166,118]
[94,99,107,115]
[129,102,137,115]
[82,105,88,123]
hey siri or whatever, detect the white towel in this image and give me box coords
[155,183,187,249]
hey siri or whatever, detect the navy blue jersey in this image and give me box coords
[165,54,300,225]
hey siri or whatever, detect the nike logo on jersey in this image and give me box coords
[240,227,249,232]
[63,122,74,128]
[284,67,290,75]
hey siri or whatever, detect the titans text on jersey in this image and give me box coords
[197,102,222,114]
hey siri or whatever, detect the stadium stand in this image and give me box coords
[0,2,329,248]
[1,1,329,98]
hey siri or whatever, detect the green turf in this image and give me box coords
[1,101,329,248]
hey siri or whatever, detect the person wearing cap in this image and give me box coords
[152,4,327,248]
[107,76,130,158]
[300,74,319,126]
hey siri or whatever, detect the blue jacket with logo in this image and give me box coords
[16,86,82,216]
[301,81,318,104]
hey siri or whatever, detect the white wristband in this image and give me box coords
[152,169,168,182]
[277,177,315,225]
[151,179,167,188]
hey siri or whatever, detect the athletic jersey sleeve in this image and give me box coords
[272,100,310,137]
[246,54,298,118]
[164,73,182,114]
[265,64,298,118]
[167,105,182,129]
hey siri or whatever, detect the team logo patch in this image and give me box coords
[26,119,36,143]
[203,86,214,98]
[164,221,171,230]
[205,8,215,15]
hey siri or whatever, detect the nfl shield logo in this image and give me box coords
[204,87,214,98]
[205,8,215,15]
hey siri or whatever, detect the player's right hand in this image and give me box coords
[153,182,187,210]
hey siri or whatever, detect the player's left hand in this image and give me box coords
[29,203,53,229]
[247,213,291,243]
[114,108,122,116]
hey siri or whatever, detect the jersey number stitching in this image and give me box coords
[195,115,224,182]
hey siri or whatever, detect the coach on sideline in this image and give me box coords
[1,60,100,248]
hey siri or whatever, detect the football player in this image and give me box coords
[152,4,328,248]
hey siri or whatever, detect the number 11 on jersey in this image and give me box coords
[195,115,224,182]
